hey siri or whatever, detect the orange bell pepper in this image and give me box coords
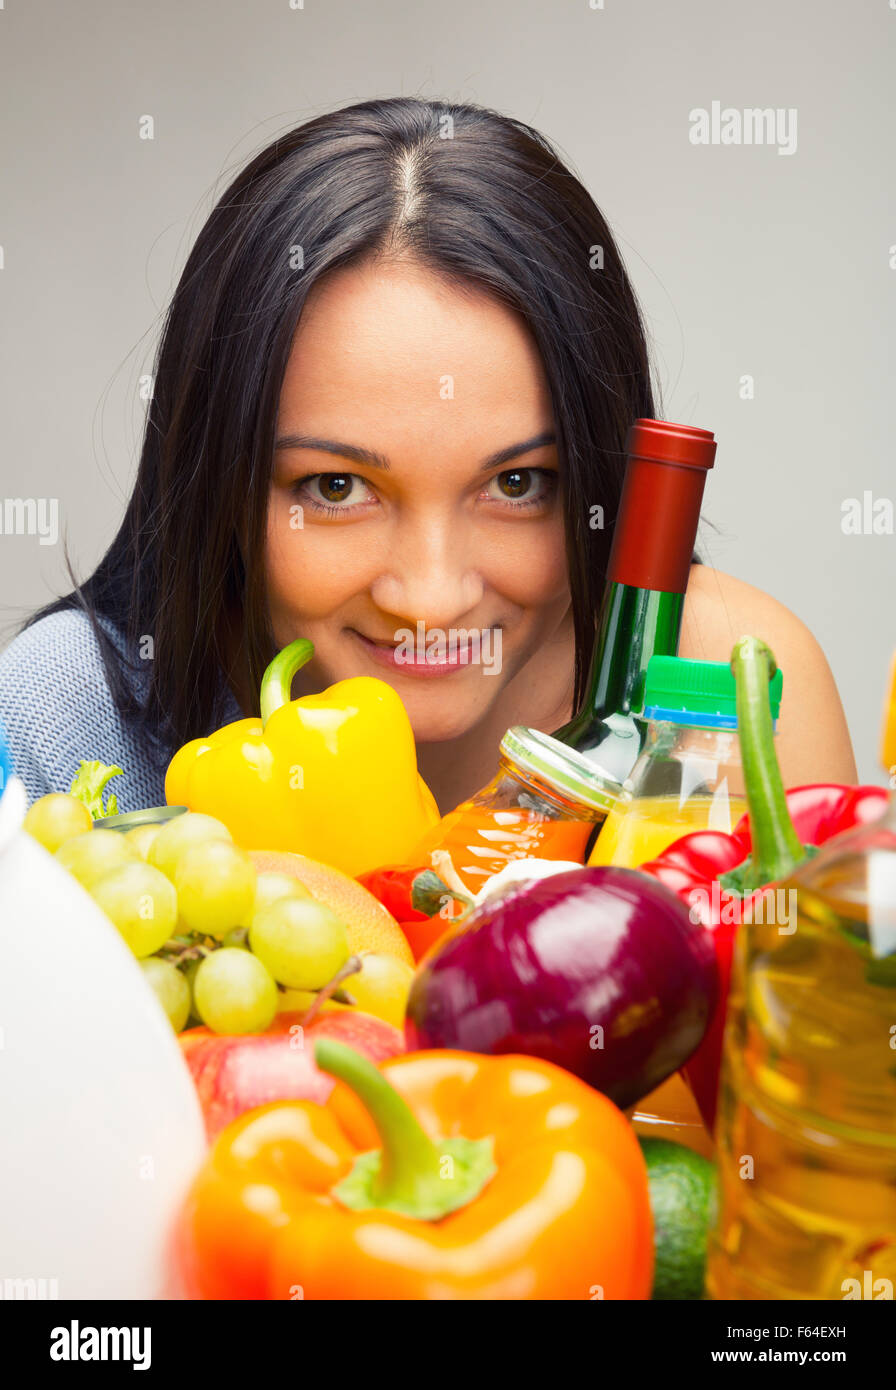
[177,1041,653,1301]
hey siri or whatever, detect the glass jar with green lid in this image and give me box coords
[415,725,625,895]
[589,654,783,870]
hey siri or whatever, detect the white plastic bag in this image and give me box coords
[0,776,206,1299]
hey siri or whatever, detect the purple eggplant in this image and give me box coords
[404,866,718,1109]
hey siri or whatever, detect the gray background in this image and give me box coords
[1,0,893,781]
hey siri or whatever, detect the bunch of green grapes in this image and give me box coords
[25,798,354,1037]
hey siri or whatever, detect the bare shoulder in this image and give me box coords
[680,564,858,785]
[681,564,813,660]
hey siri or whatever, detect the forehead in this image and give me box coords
[277,258,554,454]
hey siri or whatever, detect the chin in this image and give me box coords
[400,690,497,743]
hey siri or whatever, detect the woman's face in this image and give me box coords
[265,257,571,742]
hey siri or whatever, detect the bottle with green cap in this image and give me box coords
[588,654,783,870]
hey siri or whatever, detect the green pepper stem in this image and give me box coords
[314,1039,496,1221]
[732,636,805,889]
[260,639,315,728]
[315,1038,444,1205]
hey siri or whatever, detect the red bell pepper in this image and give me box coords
[355,865,451,921]
[356,865,442,923]
[356,866,472,963]
[396,918,456,964]
[638,636,888,1133]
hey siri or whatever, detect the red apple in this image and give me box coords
[179,1009,404,1141]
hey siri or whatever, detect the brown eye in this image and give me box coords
[318,474,353,502]
[498,469,531,498]
[482,467,556,509]
[291,471,376,516]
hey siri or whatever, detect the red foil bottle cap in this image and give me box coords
[608,419,717,593]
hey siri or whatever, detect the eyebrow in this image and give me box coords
[273,430,557,473]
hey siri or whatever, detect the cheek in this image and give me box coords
[264,497,366,619]
[483,522,569,606]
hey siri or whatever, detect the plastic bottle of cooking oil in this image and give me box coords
[707,793,896,1300]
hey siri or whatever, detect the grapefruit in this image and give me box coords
[247,850,414,965]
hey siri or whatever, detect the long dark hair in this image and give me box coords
[26,96,661,757]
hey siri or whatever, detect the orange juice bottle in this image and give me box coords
[415,726,624,895]
[589,655,783,870]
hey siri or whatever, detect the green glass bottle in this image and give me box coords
[551,419,717,784]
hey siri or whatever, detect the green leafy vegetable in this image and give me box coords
[69,760,124,820]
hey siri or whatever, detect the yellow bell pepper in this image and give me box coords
[883,651,896,776]
[164,639,440,877]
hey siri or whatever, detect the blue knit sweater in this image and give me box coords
[0,609,243,810]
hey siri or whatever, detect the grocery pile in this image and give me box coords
[11,627,894,1302]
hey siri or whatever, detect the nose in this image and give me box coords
[369,515,485,630]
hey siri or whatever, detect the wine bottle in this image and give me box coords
[551,419,717,783]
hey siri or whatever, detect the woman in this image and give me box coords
[0,97,856,813]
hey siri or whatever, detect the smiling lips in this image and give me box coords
[351,629,484,677]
